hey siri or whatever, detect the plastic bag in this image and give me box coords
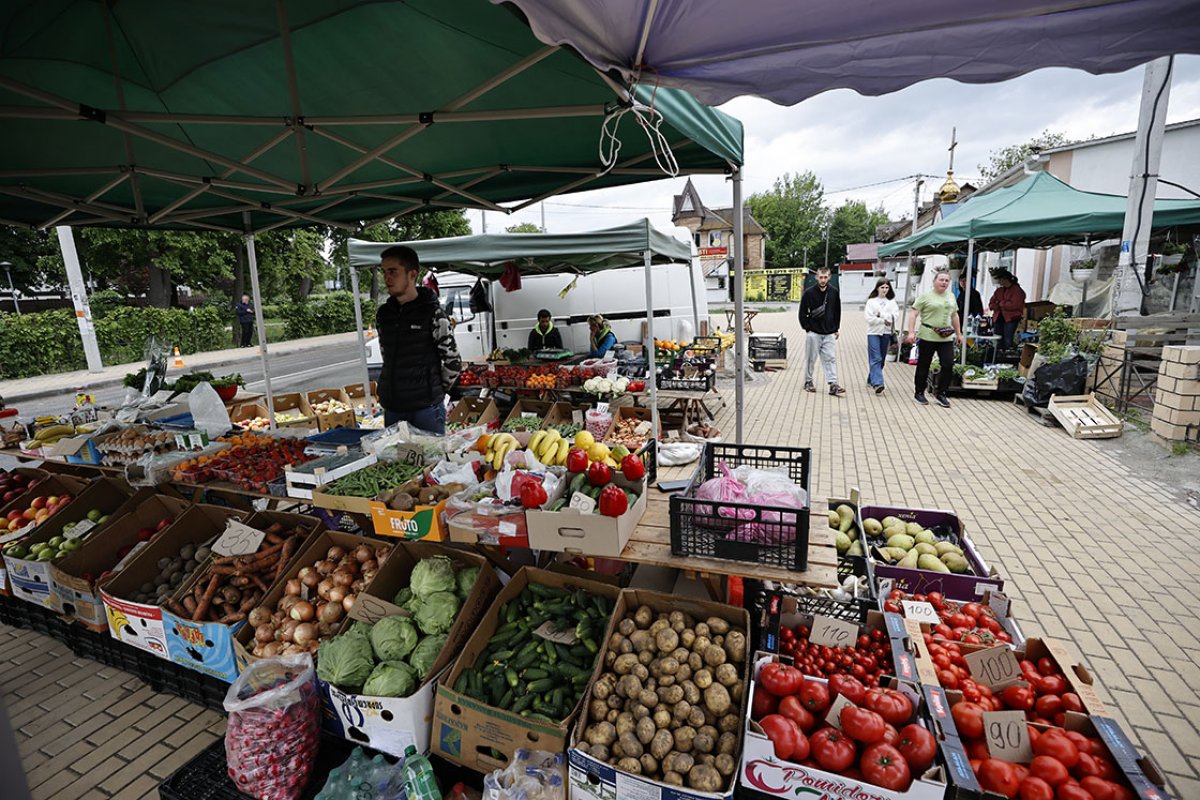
[734,466,809,510]
[1023,355,1088,408]
[429,459,479,490]
[189,382,232,439]
[693,462,754,530]
[224,653,321,800]
[482,749,566,800]
[315,747,405,800]
[657,442,701,466]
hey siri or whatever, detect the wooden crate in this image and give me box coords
[1048,393,1123,439]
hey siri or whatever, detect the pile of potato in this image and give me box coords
[576,605,747,792]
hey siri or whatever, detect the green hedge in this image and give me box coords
[283,291,360,339]
[0,306,227,380]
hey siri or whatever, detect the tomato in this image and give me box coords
[751,686,779,720]
[862,743,912,791]
[966,739,992,761]
[880,724,900,746]
[1037,657,1058,676]
[951,701,985,739]
[1001,685,1036,711]
[760,662,805,697]
[884,600,902,613]
[1080,777,1119,800]
[896,723,937,771]
[760,714,803,760]
[1036,694,1064,718]
[828,674,867,706]
[1056,783,1094,800]
[962,633,983,645]
[947,612,971,629]
[927,591,945,609]
[1029,755,1070,787]
[1037,674,1068,696]
[1075,752,1102,777]
[962,603,985,619]
[890,588,904,601]
[799,680,831,713]
[1019,776,1056,800]
[811,727,857,772]
[778,695,817,733]
[865,688,913,726]
[1034,730,1080,768]
[841,705,888,744]
[938,669,961,689]
[1060,693,1084,713]
[934,623,954,639]
[978,758,1022,798]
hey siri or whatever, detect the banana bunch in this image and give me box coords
[485,432,520,470]
[527,429,570,466]
[32,423,77,446]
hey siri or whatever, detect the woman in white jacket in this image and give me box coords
[864,278,900,393]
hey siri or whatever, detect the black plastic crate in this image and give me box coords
[70,625,151,675]
[669,442,812,571]
[158,734,358,800]
[656,371,715,392]
[25,601,73,644]
[750,339,787,360]
[0,592,29,628]
[142,657,231,712]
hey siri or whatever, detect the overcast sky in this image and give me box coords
[473,56,1200,238]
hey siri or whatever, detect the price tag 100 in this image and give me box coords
[964,645,1023,689]
[211,521,265,558]
[982,710,1033,762]
[809,615,859,648]
[901,600,941,624]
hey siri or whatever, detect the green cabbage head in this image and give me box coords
[316,634,375,692]
[409,634,448,680]
[413,591,459,635]
[370,615,419,662]
[410,556,456,598]
[362,661,418,698]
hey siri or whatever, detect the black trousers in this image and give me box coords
[240,321,253,347]
[914,339,954,396]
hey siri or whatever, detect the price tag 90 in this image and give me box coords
[982,710,1033,762]
[809,615,859,648]
[348,593,408,624]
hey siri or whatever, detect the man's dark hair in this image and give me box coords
[816,266,831,275]
[537,309,551,318]
[380,245,420,272]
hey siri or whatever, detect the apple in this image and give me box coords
[48,535,65,548]
[87,509,103,523]
[2,491,15,503]
[156,516,174,532]
[6,510,21,522]
[44,496,58,507]
[136,527,155,542]
[22,509,36,521]
[30,496,46,510]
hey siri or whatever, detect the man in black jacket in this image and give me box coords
[234,294,255,347]
[798,267,845,396]
[527,309,564,351]
[376,246,461,434]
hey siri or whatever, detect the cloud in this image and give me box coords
[475,56,1200,237]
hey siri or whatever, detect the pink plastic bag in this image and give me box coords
[693,462,755,530]
[224,653,321,800]
[727,488,803,544]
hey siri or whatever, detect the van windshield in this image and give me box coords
[442,286,474,323]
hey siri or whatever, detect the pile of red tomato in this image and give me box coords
[885,589,1014,646]
[777,624,895,687]
[752,661,935,792]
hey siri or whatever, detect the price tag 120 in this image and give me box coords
[901,600,941,625]
[982,710,1033,762]
[965,645,1022,689]
[809,615,859,648]
[211,521,265,558]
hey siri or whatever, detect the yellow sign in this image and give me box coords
[742,268,807,302]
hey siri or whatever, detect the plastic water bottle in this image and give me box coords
[400,745,441,800]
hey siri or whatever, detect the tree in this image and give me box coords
[747,172,827,268]
[826,201,890,266]
[69,229,238,306]
[978,130,1067,182]
[0,226,57,292]
[505,221,542,234]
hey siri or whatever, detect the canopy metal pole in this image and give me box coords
[898,178,923,319]
[243,221,276,429]
[688,256,700,337]
[350,266,373,407]
[55,226,102,373]
[732,167,745,443]
[644,250,659,440]
[961,238,976,367]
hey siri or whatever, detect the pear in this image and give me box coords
[934,541,964,556]
[914,529,936,545]
[941,553,970,574]
[914,542,938,557]
[836,504,855,533]
[835,532,851,554]
[905,522,923,536]
[863,518,883,537]
[884,524,908,541]
[878,547,908,562]
[847,540,864,556]
[828,511,841,529]
[898,550,920,568]
[918,554,951,573]
[882,516,901,530]
[886,534,915,551]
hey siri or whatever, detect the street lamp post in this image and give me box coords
[1,261,19,314]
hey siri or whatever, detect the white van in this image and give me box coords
[366,260,707,376]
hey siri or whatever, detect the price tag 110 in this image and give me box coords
[596,402,610,415]
[809,615,859,648]
[348,593,408,624]
[569,492,597,514]
[533,620,579,645]
[211,521,265,558]
[965,645,1023,689]
[982,710,1033,762]
[901,600,941,624]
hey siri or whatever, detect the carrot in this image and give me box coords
[192,574,220,621]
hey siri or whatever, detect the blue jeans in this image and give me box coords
[996,319,1020,351]
[384,403,446,435]
[867,334,892,387]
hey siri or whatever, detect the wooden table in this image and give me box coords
[725,308,760,334]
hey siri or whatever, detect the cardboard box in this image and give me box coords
[340,381,379,408]
[285,451,378,501]
[270,392,315,428]
[860,504,1004,601]
[308,388,356,431]
[447,397,501,428]
[502,399,552,432]
[311,484,450,543]
[52,490,189,629]
[885,588,1025,651]
[433,567,621,773]
[0,474,89,600]
[525,474,647,558]
[602,405,658,449]
[161,510,323,682]
[3,476,136,611]
[47,435,104,465]
[740,653,967,800]
[317,541,500,756]
[100,503,246,659]
[541,401,589,432]
[568,588,750,800]
[445,509,529,549]
[231,403,271,426]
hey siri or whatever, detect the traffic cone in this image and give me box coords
[172,347,186,368]
[366,324,376,339]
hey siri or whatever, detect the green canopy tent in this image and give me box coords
[0,0,743,425]
[349,219,699,431]
[878,171,1200,367]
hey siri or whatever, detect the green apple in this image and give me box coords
[87,509,103,523]
[97,515,110,525]
[6,545,27,559]
[47,536,65,548]
[62,539,82,552]
[29,542,47,555]
[36,549,55,562]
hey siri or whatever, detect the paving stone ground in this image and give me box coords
[3,307,1197,798]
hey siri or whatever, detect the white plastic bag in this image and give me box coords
[189,382,232,439]
[657,442,701,466]
[733,465,809,508]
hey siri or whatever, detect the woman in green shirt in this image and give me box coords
[904,269,963,407]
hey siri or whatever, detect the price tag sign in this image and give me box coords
[498,520,518,537]
[634,420,653,435]
[0,526,32,545]
[64,519,97,540]
[569,492,597,514]
[596,402,610,415]
[809,615,858,648]
[965,645,1023,689]
[348,593,409,623]
[982,710,1033,762]
[572,409,584,426]
[824,693,857,730]
[211,521,265,558]
[521,412,537,419]
[533,620,579,645]
[902,600,941,624]
[988,590,1011,619]
[480,388,491,399]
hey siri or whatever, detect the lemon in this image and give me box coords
[574,431,595,450]
[587,443,610,462]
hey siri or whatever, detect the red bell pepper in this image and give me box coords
[519,480,548,509]
[587,461,612,486]
[598,484,628,516]
[565,448,589,474]
[620,453,645,481]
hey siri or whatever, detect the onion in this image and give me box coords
[354,545,373,563]
[285,578,302,597]
[328,586,347,604]
[333,570,354,588]
[280,618,299,642]
[316,559,336,576]
[262,642,282,658]
[293,622,317,647]
[279,595,300,613]
[351,579,365,593]
[255,625,276,644]
[361,559,378,573]
[248,607,271,628]
[290,599,315,622]
[300,567,320,589]
[317,578,335,599]
[319,602,343,625]
[359,573,375,588]
[375,546,390,564]
[327,545,347,561]
[341,593,357,613]
[307,640,320,654]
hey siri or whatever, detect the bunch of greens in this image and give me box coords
[324,461,424,498]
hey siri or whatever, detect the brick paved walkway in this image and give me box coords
[3,307,1197,798]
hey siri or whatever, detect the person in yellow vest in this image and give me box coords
[527,309,563,351]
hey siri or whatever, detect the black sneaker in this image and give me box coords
[875,385,885,395]
[914,392,928,405]
[804,382,816,393]
[935,394,951,408]
[829,384,846,396]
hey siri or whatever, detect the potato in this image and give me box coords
[618,731,644,759]
[693,635,712,654]
[706,617,730,635]
[694,622,710,638]
[673,752,695,774]
[713,634,724,647]
[633,663,649,682]
[639,753,658,776]
[715,663,739,687]
[672,647,689,663]
[687,706,706,728]
[658,674,676,687]
[656,685,684,706]
[731,682,744,703]
[687,652,703,672]
[649,618,670,636]
[607,694,624,710]
[617,618,636,637]
[619,638,634,655]
[699,753,716,766]
[617,757,642,775]
[724,630,747,663]
[717,731,738,755]
[703,707,718,727]
[634,606,654,628]
[653,708,671,729]
[605,651,617,668]
[681,680,701,705]
[590,699,609,721]
[612,741,625,759]
[688,763,723,791]
[703,645,727,667]
[673,726,697,752]
[658,657,680,676]
[672,701,692,722]
[591,744,610,763]
[663,771,684,786]
[715,753,736,777]
[704,683,732,715]
[616,713,636,737]
[677,664,693,682]
[645,676,657,692]
[693,732,715,754]
[693,668,713,689]
[585,722,617,747]
[593,678,613,701]
[718,714,740,733]
[629,630,654,653]
[607,709,620,723]
[655,628,679,653]
[638,650,654,666]
[680,629,696,649]
[636,715,657,745]
[632,703,650,720]
[614,654,639,675]
[699,724,718,741]
[608,632,626,650]
[668,611,686,627]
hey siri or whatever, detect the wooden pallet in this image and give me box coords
[1047,393,1123,439]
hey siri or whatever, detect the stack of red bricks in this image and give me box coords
[1151,345,1200,441]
